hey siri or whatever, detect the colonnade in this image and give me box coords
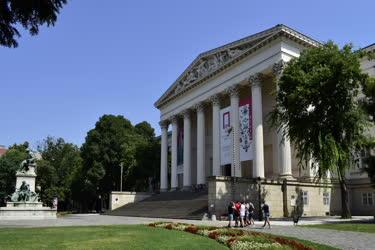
[159,67,293,191]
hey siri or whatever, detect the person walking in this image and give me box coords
[248,202,255,226]
[261,202,271,229]
[239,201,246,227]
[227,201,235,228]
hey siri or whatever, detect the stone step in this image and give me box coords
[107,191,208,220]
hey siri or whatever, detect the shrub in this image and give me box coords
[184,226,198,234]
[231,241,283,250]
[273,237,314,250]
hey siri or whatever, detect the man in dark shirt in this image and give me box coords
[227,201,234,227]
[262,203,271,229]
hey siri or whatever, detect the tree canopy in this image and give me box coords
[0,0,67,47]
[36,136,82,209]
[271,41,373,218]
[361,70,375,185]
[76,115,159,211]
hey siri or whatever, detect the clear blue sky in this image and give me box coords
[1,0,373,148]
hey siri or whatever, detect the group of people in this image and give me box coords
[227,201,271,229]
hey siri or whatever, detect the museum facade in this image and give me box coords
[154,25,375,217]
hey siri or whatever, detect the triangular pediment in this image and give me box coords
[155,24,320,108]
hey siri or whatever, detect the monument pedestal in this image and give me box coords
[0,202,56,220]
[0,154,57,220]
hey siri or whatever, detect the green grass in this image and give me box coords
[303,223,375,233]
[0,225,228,250]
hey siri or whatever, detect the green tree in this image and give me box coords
[80,115,140,210]
[0,142,29,205]
[361,75,375,185]
[0,0,67,47]
[36,137,82,209]
[271,42,372,218]
[127,122,160,191]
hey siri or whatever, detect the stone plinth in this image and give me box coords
[0,202,57,220]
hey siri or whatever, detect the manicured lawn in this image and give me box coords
[0,225,228,250]
[303,223,375,233]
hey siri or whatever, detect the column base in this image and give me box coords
[170,187,178,191]
[160,188,169,192]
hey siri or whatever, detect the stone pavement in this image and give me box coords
[0,214,374,250]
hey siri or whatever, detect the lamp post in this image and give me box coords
[120,163,123,192]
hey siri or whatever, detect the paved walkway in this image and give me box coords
[0,214,374,250]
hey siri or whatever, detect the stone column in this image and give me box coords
[227,86,241,177]
[182,109,192,189]
[171,115,178,190]
[249,74,265,178]
[159,121,169,192]
[196,103,206,185]
[273,61,293,178]
[210,94,221,176]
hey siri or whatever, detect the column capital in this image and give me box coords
[194,102,205,112]
[181,109,191,119]
[272,60,286,79]
[225,85,240,97]
[209,94,221,106]
[159,120,169,129]
[248,73,264,87]
[170,115,179,124]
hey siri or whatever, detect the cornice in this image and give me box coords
[155,24,321,109]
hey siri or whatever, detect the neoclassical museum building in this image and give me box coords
[154,25,375,217]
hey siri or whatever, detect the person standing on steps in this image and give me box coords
[261,202,271,229]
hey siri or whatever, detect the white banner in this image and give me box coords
[220,106,232,165]
[220,98,253,166]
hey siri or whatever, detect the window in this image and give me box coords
[362,192,374,206]
[302,191,309,206]
[323,192,330,205]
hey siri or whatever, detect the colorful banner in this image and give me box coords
[220,97,253,166]
[239,97,253,161]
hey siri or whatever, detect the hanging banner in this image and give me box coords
[220,97,253,166]
[220,106,232,165]
[239,97,253,161]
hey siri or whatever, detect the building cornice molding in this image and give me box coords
[155,24,321,109]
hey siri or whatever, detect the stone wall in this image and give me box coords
[109,192,152,211]
[208,176,342,218]
[349,178,375,216]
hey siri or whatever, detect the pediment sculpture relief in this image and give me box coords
[174,48,243,94]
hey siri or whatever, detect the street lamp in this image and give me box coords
[120,163,123,192]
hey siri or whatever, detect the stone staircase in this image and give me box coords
[107,191,208,220]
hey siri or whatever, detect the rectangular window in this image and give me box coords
[368,193,373,206]
[303,191,309,206]
[323,192,330,205]
[362,192,374,206]
[363,193,368,205]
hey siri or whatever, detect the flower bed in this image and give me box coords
[149,222,315,250]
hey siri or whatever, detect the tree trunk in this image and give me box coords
[338,170,351,219]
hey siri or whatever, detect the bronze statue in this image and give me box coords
[19,148,36,172]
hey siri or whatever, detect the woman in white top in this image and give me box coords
[239,201,246,227]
